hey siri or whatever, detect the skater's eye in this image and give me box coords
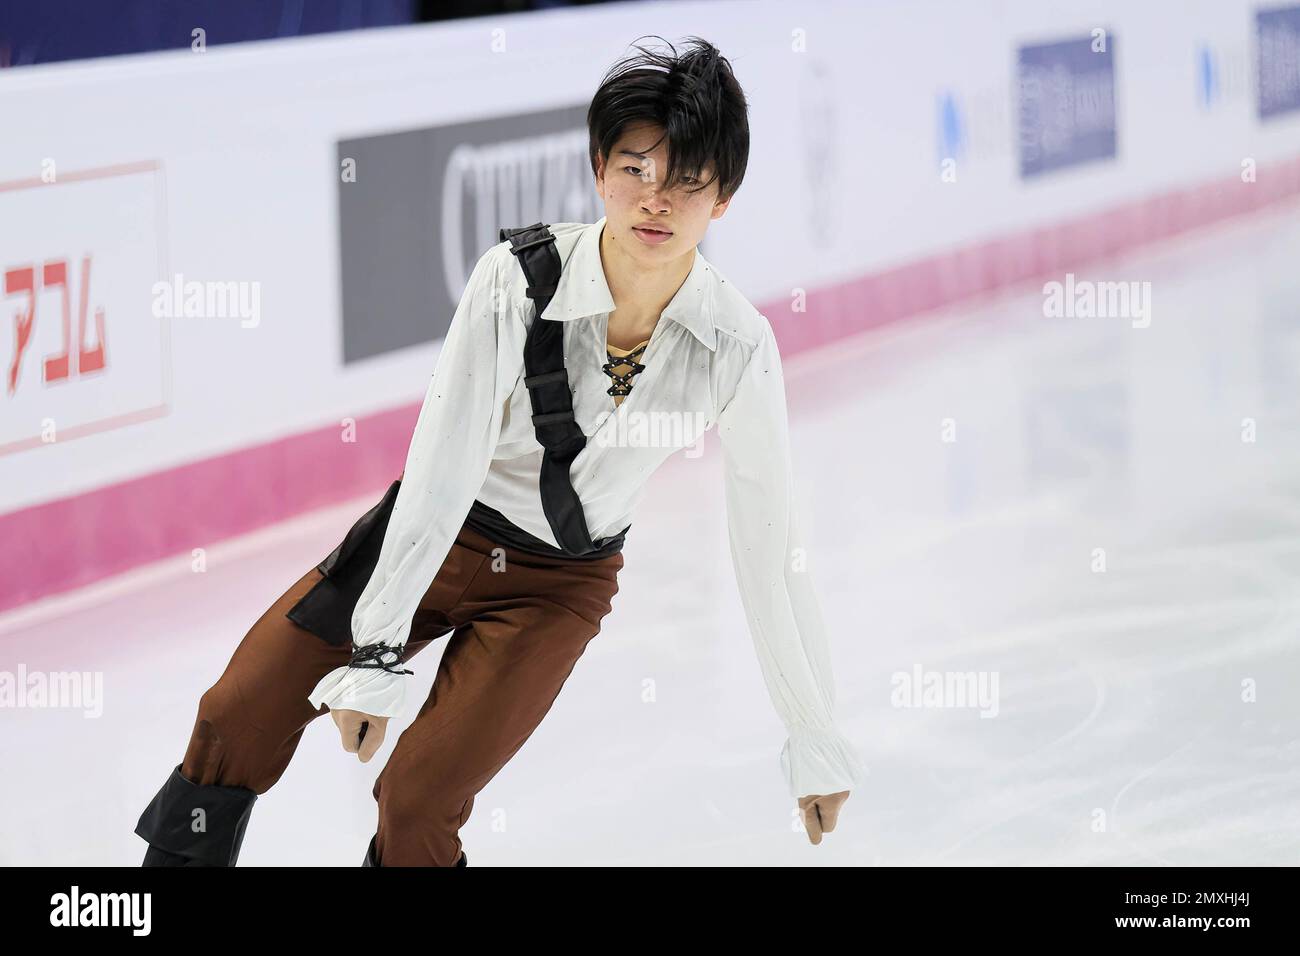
[624,165,700,188]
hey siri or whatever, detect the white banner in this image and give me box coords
[1,0,1296,513]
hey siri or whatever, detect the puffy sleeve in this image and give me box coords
[307,247,509,718]
[714,318,867,799]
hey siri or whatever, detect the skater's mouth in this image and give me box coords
[632,222,673,244]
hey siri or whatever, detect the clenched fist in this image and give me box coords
[798,790,850,845]
[330,708,390,762]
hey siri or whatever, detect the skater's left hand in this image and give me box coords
[798,790,849,845]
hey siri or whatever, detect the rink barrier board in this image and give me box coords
[3,153,1300,615]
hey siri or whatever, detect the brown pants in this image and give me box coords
[177,517,623,866]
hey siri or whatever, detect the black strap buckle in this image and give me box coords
[499,222,545,243]
[531,410,575,426]
[507,232,557,256]
[524,369,568,389]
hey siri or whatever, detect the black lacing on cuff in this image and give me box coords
[349,642,414,675]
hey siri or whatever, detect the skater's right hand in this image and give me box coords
[330,709,389,762]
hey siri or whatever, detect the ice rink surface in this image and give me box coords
[4,203,1299,866]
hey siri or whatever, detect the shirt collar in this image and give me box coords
[542,216,718,352]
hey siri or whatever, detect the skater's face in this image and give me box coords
[594,121,731,260]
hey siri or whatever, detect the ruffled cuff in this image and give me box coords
[780,724,867,799]
[307,664,408,718]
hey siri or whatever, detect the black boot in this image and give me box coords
[136,764,257,866]
[362,833,467,866]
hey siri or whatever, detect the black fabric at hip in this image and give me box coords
[463,499,628,560]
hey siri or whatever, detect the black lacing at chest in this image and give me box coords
[602,343,648,398]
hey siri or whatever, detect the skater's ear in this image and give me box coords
[710,190,734,222]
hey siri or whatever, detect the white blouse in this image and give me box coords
[307,217,865,799]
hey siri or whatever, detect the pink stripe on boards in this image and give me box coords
[0,403,420,613]
[761,155,1300,356]
[5,154,1300,613]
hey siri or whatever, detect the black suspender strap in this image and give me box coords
[285,226,627,644]
[499,222,607,557]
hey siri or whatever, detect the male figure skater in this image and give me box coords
[135,35,863,867]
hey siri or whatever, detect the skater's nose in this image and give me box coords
[640,191,670,215]
[639,180,670,213]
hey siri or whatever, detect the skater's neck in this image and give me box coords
[598,221,696,349]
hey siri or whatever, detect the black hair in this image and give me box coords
[587,35,750,203]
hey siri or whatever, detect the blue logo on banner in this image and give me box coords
[1197,45,1218,107]
[1017,34,1117,178]
[1257,6,1300,119]
[936,90,966,166]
